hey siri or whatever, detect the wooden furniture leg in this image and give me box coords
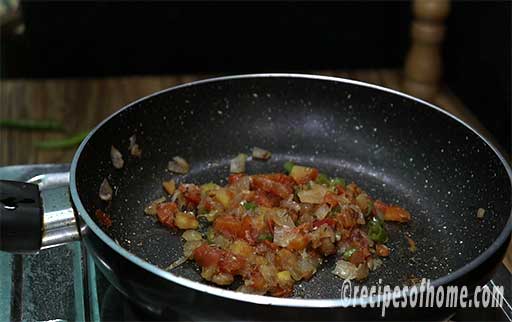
[403,0,451,102]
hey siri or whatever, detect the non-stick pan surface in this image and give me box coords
[73,74,511,301]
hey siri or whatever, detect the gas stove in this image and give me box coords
[0,164,510,321]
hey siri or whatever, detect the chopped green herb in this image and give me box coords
[0,119,64,131]
[243,202,257,211]
[331,177,346,188]
[368,217,389,243]
[258,233,273,241]
[34,131,89,149]
[283,161,295,173]
[315,173,330,185]
[343,248,358,260]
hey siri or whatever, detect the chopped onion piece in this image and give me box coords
[183,240,204,258]
[162,180,176,195]
[367,257,383,271]
[99,178,113,201]
[128,135,136,149]
[332,259,368,280]
[168,156,190,174]
[297,183,328,204]
[212,235,231,249]
[170,190,181,203]
[252,147,272,160]
[355,263,369,280]
[280,199,301,212]
[230,153,248,173]
[477,208,486,219]
[110,145,124,169]
[128,135,142,157]
[182,230,203,241]
[144,197,166,215]
[405,235,417,253]
[165,256,188,271]
[314,204,330,220]
[273,226,297,247]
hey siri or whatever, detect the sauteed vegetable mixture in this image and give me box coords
[143,160,412,297]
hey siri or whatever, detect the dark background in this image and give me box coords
[1,1,510,153]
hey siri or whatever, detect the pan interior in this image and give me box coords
[75,76,511,299]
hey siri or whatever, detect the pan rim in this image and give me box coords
[70,73,512,308]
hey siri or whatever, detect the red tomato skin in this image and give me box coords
[218,253,245,274]
[214,215,243,239]
[179,184,201,206]
[228,173,244,184]
[251,176,292,199]
[193,244,223,267]
[156,202,178,229]
[323,192,339,207]
[312,218,337,229]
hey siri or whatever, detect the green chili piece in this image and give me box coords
[368,217,389,243]
[257,233,273,242]
[343,248,358,260]
[315,173,330,185]
[331,177,346,188]
[0,119,64,131]
[34,131,89,150]
[283,161,295,173]
[243,202,257,211]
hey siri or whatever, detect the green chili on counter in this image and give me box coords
[34,131,89,150]
[0,119,64,131]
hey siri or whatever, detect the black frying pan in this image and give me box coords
[1,74,511,321]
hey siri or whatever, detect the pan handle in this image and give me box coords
[0,172,80,253]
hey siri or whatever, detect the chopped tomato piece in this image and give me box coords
[228,173,245,184]
[287,233,309,251]
[374,200,411,222]
[323,192,339,207]
[251,176,292,199]
[336,209,358,228]
[384,206,411,223]
[193,244,224,267]
[253,190,280,207]
[376,244,390,257]
[203,198,215,212]
[95,209,112,229]
[214,215,243,239]
[241,215,260,244]
[248,269,267,291]
[349,249,367,266]
[312,218,337,229]
[218,253,245,274]
[261,173,296,189]
[179,184,201,206]
[336,184,346,195]
[156,202,178,229]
